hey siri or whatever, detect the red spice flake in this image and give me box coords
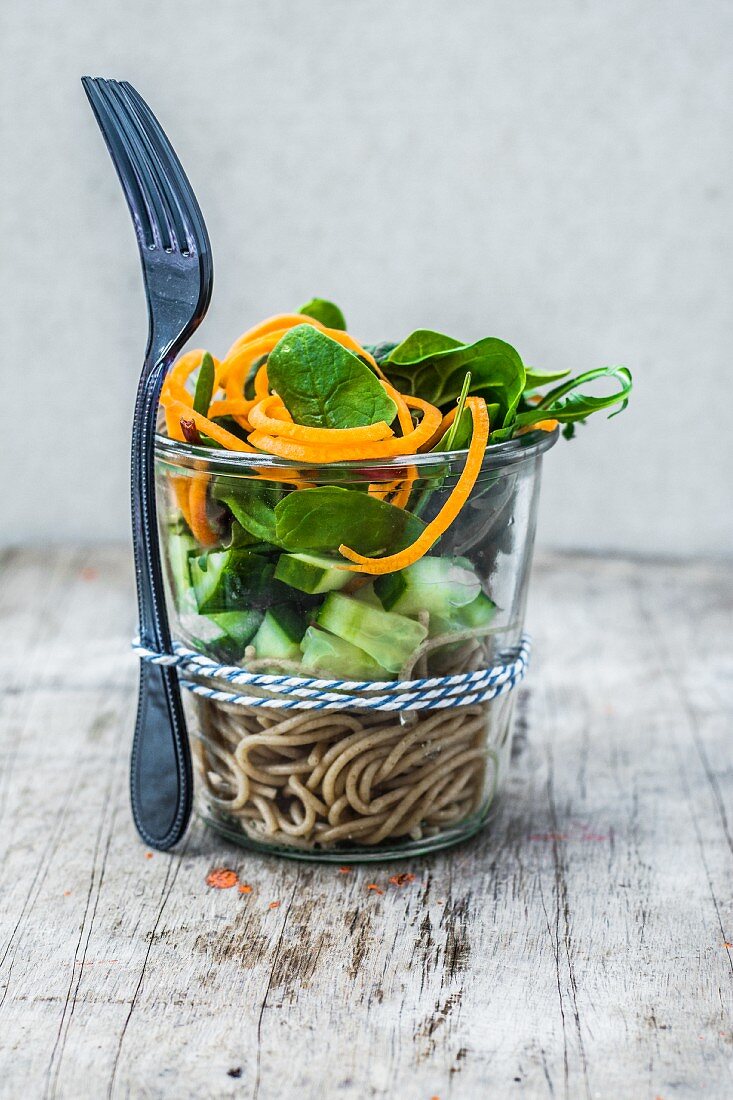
[389,872,416,887]
[238,883,253,895]
[145,852,153,860]
[268,900,281,910]
[205,868,238,890]
[180,417,202,444]
[338,866,353,874]
[80,567,98,581]
[366,883,384,895]
[724,941,732,949]
[63,890,71,897]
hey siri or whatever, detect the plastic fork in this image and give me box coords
[82,77,213,850]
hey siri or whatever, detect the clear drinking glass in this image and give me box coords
[154,428,557,861]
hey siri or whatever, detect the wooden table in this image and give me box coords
[0,547,731,1100]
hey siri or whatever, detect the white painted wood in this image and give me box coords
[0,547,731,1099]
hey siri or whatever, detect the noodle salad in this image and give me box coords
[155,297,631,852]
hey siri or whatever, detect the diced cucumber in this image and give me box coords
[316,592,427,674]
[374,556,481,617]
[457,591,497,628]
[189,549,279,614]
[350,582,383,607]
[209,610,264,647]
[274,552,352,595]
[252,606,307,661]
[165,529,197,614]
[179,610,263,655]
[300,626,389,680]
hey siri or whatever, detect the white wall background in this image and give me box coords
[2,0,731,555]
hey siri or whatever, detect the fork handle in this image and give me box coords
[131,659,192,847]
[129,363,193,850]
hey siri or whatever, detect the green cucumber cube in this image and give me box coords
[189,549,279,614]
[300,626,389,680]
[274,552,352,595]
[316,592,427,674]
[252,606,307,662]
[374,556,481,617]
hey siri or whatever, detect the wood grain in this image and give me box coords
[0,547,731,1099]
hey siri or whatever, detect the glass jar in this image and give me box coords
[154,428,557,861]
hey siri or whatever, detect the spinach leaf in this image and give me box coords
[364,341,398,363]
[274,486,425,555]
[298,298,347,331]
[193,352,215,415]
[213,478,284,546]
[523,365,570,390]
[267,325,397,429]
[491,366,633,441]
[385,332,525,427]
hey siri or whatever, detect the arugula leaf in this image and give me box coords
[523,365,571,391]
[275,486,425,555]
[193,352,215,415]
[432,372,472,452]
[267,325,397,429]
[298,298,347,331]
[491,366,633,441]
[385,332,526,427]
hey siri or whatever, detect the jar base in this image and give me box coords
[196,800,498,863]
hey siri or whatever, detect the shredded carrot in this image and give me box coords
[249,395,394,444]
[422,406,456,451]
[338,397,490,574]
[188,475,219,547]
[171,475,194,528]
[224,313,327,358]
[238,883,253,894]
[518,418,558,434]
[165,400,257,452]
[206,868,238,889]
[247,396,440,462]
[366,883,384,894]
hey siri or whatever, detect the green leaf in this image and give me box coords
[388,330,464,364]
[385,331,525,427]
[274,486,425,555]
[432,372,473,452]
[491,366,632,441]
[267,325,397,429]
[523,365,571,391]
[193,352,215,416]
[364,341,398,363]
[213,478,284,546]
[298,298,347,331]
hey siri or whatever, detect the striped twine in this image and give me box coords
[132,634,531,713]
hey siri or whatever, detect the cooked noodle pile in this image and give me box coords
[192,684,512,850]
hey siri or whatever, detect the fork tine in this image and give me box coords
[113,83,193,255]
[96,80,176,253]
[81,77,157,251]
[120,81,211,259]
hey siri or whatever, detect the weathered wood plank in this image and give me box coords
[0,548,730,1099]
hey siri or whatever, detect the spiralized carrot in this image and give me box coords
[377,380,416,506]
[188,475,219,547]
[225,313,327,358]
[247,396,440,462]
[249,395,394,443]
[165,400,257,452]
[338,398,490,574]
[422,406,456,451]
[171,475,194,528]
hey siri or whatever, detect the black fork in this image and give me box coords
[82,77,213,849]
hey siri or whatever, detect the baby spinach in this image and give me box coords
[213,478,284,546]
[267,325,397,429]
[298,298,347,331]
[384,331,526,428]
[274,486,425,555]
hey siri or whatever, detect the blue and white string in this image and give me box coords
[132,634,531,713]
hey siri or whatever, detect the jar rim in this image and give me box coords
[154,426,559,474]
